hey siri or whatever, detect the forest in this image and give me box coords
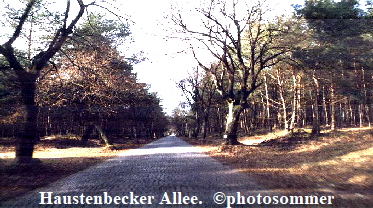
[171,0,373,144]
[0,0,372,162]
[0,1,168,164]
[1,1,372,206]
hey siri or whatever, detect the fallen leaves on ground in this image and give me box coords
[0,135,152,202]
[184,128,373,207]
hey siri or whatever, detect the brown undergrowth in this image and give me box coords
[0,135,153,202]
[184,127,373,207]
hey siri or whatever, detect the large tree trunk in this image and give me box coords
[15,71,39,164]
[193,112,202,139]
[224,101,243,145]
[201,105,211,143]
[1,0,87,164]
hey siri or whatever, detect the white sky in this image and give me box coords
[1,0,303,115]
[121,0,303,115]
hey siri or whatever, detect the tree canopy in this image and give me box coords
[171,0,373,140]
[0,1,168,163]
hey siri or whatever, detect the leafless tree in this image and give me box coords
[173,0,292,144]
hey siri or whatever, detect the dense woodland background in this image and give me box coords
[0,15,168,140]
[0,1,168,163]
[0,0,373,163]
[171,0,373,142]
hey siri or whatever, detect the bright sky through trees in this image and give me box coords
[0,0,302,115]
[122,0,302,115]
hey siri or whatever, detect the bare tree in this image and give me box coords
[173,0,291,144]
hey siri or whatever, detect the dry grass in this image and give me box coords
[185,127,373,207]
[0,135,152,202]
[2,130,373,207]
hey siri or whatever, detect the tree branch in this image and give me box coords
[63,0,71,29]
[5,0,36,47]
[33,0,87,70]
